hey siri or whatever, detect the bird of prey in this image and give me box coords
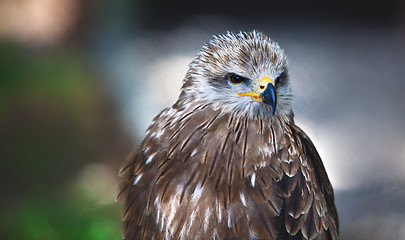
[118,31,338,240]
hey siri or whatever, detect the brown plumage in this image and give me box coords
[118,31,338,240]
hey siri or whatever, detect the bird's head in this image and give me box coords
[181,31,293,120]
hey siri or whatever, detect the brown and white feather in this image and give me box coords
[118,31,338,240]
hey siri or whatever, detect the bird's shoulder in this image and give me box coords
[273,122,339,240]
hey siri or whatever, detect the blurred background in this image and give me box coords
[1,0,405,239]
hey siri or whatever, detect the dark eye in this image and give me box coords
[275,71,286,85]
[229,73,246,85]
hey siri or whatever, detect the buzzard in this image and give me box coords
[118,31,339,240]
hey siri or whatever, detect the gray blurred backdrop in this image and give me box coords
[1,0,404,239]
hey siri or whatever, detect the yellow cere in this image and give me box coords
[258,77,275,91]
[237,76,275,102]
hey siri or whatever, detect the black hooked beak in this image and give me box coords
[260,83,277,115]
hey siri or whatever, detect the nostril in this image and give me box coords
[259,85,265,89]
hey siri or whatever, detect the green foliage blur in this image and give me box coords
[0,42,130,239]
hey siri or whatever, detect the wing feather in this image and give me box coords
[277,123,339,240]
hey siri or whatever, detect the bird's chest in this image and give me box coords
[141,110,293,238]
[151,159,285,240]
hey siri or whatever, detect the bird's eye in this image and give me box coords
[275,71,286,85]
[229,74,246,85]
